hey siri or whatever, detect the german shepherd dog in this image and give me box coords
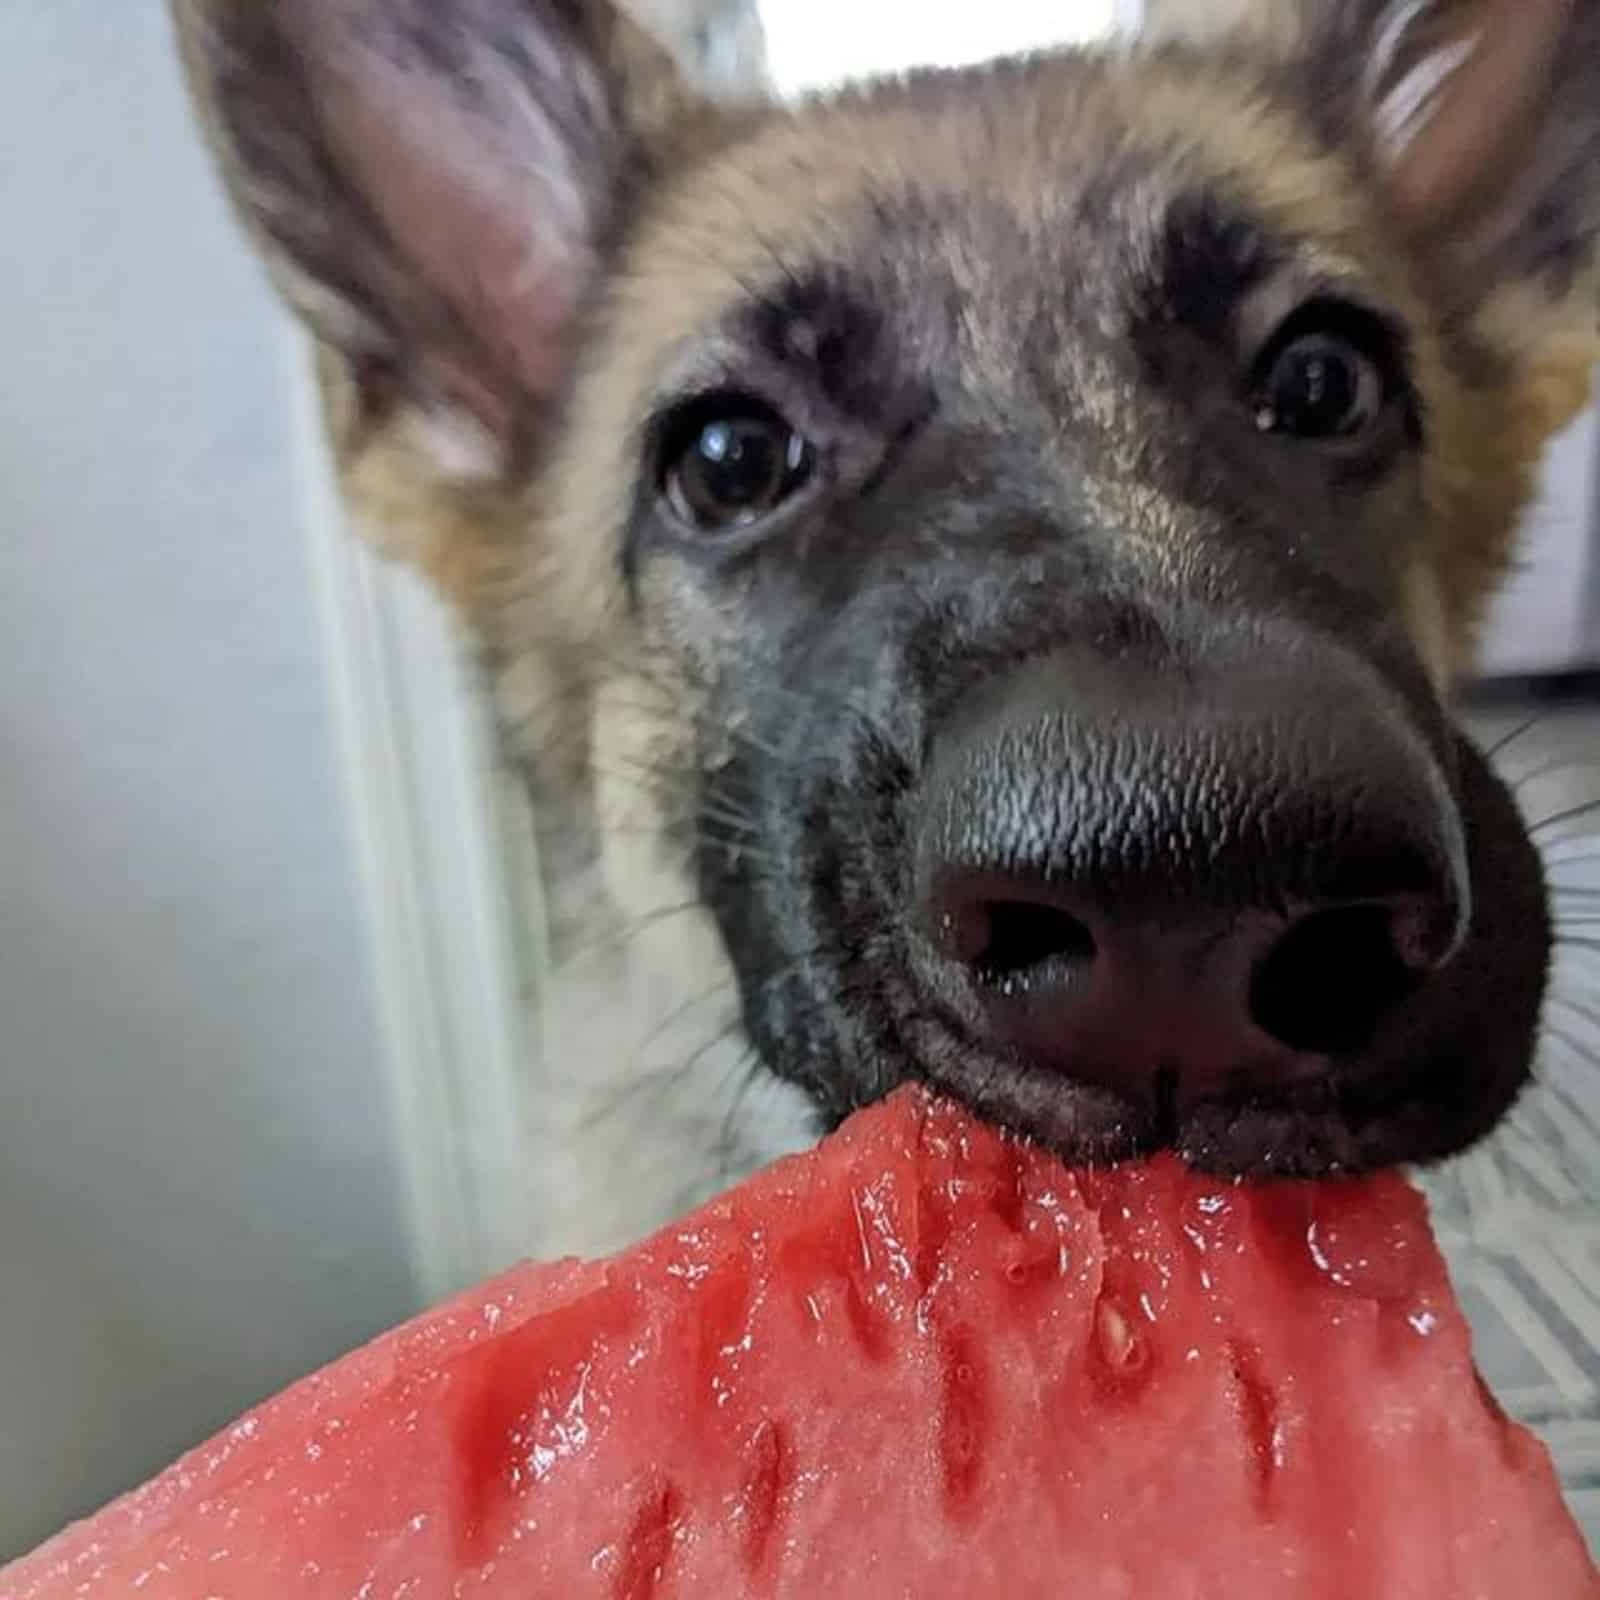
[172,0,1599,1257]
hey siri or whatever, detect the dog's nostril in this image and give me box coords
[1249,904,1422,1057]
[960,899,1097,983]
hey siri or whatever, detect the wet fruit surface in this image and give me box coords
[3,1088,1595,1599]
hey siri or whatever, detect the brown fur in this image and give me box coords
[171,0,1600,1251]
[322,44,1597,675]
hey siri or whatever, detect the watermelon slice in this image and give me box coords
[3,1087,1593,1598]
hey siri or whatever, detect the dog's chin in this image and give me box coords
[905,1045,1531,1181]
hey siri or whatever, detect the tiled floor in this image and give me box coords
[1442,698,1600,1549]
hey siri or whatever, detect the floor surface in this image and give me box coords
[1445,698,1600,1551]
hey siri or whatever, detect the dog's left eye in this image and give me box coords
[1251,302,1397,443]
[660,395,814,534]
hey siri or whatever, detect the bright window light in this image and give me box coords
[759,0,1131,97]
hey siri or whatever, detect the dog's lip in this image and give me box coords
[920,1032,1336,1115]
[911,1044,1384,1177]
[1175,1100,1375,1178]
[1075,1049,1334,1119]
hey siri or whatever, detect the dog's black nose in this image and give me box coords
[915,635,1469,1113]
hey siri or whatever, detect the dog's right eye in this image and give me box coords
[1247,297,1410,448]
[659,395,814,535]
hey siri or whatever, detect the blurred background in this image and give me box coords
[1,0,1595,1564]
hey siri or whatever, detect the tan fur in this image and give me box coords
[171,0,1600,1251]
[324,51,1594,684]
[1138,2,1600,665]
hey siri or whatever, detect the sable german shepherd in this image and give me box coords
[172,0,1599,1256]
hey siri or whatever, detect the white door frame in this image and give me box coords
[287,339,545,1301]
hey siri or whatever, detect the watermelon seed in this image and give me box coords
[1095,1300,1144,1372]
[939,1331,991,1515]
[614,1482,682,1600]
[1225,1342,1283,1512]
[842,1270,892,1364]
[737,1420,789,1576]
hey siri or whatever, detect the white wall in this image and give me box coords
[762,0,1129,94]
[1477,393,1599,677]
[0,4,421,1560]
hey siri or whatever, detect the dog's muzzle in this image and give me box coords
[911,628,1469,1119]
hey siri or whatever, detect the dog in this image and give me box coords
[171,0,1600,1258]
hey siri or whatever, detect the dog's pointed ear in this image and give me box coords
[1153,0,1600,319]
[172,0,756,460]
[1328,0,1598,296]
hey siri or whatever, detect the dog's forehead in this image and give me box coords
[612,51,1397,380]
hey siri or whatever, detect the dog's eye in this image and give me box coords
[1251,302,1399,443]
[1255,334,1383,439]
[660,396,814,533]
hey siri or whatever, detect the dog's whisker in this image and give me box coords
[575,1015,748,1135]
[1538,844,1600,871]
[688,837,790,872]
[1528,795,1600,836]
[572,714,847,801]
[531,816,793,884]
[1552,903,1600,923]
[1548,951,1600,998]
[714,1051,771,1181]
[1506,1061,1600,1194]
[1480,712,1550,763]
[587,748,694,786]
[560,695,804,763]
[743,677,896,738]
[652,1019,758,1119]
[1539,1027,1600,1117]
[549,899,707,970]
[579,761,764,838]
[696,801,765,836]
[637,974,742,1059]
[1511,755,1600,794]
[1546,989,1600,1035]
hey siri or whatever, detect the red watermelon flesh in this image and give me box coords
[3,1086,1594,1599]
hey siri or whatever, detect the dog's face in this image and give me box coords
[177,0,1600,1249]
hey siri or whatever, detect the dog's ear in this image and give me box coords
[171,0,754,461]
[1307,1,1598,310]
[1154,1,1600,324]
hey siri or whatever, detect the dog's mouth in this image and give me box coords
[707,646,1553,1179]
[900,1032,1485,1180]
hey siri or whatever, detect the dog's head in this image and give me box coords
[175,0,1600,1247]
